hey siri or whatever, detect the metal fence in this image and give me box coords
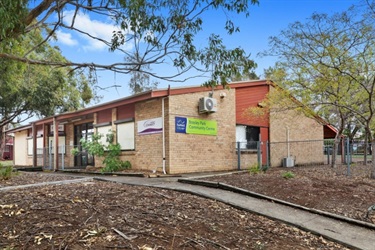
[236,139,374,176]
[36,145,82,170]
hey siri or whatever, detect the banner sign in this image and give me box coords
[138,117,163,135]
[175,117,217,136]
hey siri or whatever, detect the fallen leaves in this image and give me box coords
[0,172,351,249]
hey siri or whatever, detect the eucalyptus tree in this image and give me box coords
[0,27,94,158]
[265,4,375,175]
[0,0,259,87]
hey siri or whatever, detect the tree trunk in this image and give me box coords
[371,140,375,179]
[331,135,340,168]
[0,126,4,160]
[364,132,368,165]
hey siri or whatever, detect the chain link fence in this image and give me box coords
[236,139,374,176]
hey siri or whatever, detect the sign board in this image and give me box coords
[50,124,65,132]
[175,117,217,136]
[138,117,163,135]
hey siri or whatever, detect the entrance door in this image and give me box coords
[74,123,94,168]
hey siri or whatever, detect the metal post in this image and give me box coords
[61,145,65,170]
[346,138,351,176]
[257,141,261,168]
[49,143,52,170]
[266,141,270,169]
[237,142,241,170]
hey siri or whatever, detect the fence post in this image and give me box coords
[266,141,270,169]
[49,145,52,170]
[257,141,261,168]
[61,146,65,170]
[346,138,351,176]
[237,142,241,170]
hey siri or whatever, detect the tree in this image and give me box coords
[0,26,94,158]
[127,53,159,94]
[264,4,375,176]
[129,67,159,94]
[0,0,259,87]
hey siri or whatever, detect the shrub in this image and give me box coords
[0,164,14,180]
[282,171,295,179]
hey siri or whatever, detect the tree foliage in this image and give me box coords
[127,53,159,94]
[0,24,94,158]
[264,3,375,176]
[0,27,93,126]
[0,0,259,87]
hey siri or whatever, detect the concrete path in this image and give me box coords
[93,174,375,250]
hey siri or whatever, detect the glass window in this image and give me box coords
[236,125,260,150]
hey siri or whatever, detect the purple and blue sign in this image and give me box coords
[138,117,163,135]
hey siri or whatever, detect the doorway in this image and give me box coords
[74,123,94,168]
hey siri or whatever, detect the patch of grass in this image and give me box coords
[282,171,295,179]
[0,160,13,167]
[248,164,268,175]
[0,164,14,180]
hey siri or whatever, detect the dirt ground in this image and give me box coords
[205,164,375,224]
[0,166,370,249]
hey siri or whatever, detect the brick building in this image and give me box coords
[7,80,337,174]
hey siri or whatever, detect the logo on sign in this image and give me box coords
[175,117,187,133]
[144,120,156,127]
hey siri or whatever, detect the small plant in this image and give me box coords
[248,164,260,174]
[0,164,14,180]
[248,163,269,175]
[282,171,295,179]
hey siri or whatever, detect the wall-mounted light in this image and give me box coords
[219,92,227,98]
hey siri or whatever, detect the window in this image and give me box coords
[117,122,135,150]
[236,125,260,150]
[4,145,10,152]
[48,136,66,154]
[27,137,44,155]
[96,125,112,146]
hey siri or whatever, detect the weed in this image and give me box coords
[282,171,295,179]
[248,164,268,174]
[0,164,14,180]
[248,164,261,174]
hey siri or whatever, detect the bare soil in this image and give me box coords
[204,164,375,224]
[0,167,368,249]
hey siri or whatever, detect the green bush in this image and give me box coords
[282,171,295,179]
[0,164,14,180]
[73,131,132,173]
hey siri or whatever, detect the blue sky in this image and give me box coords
[51,0,358,104]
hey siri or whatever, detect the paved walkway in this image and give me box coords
[93,174,375,250]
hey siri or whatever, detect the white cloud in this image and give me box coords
[62,10,121,51]
[55,30,78,46]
